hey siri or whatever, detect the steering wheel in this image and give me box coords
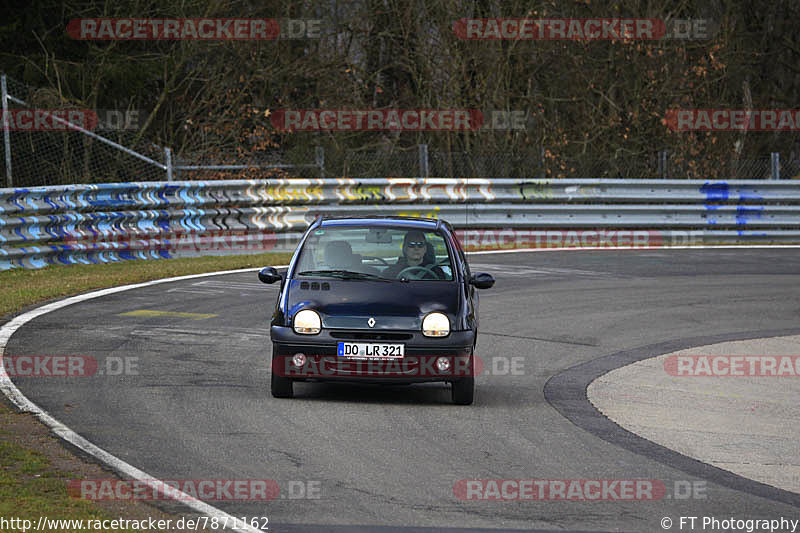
[361,255,390,266]
[396,265,440,280]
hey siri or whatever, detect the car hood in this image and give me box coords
[285,278,460,330]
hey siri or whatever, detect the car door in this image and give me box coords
[449,229,478,332]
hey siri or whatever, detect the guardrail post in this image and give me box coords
[658,150,668,179]
[315,145,325,177]
[165,147,173,182]
[540,147,546,178]
[771,152,780,180]
[418,143,429,178]
[1,74,12,187]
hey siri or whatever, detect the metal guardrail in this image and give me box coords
[2,178,799,269]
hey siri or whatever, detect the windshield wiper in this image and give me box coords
[297,269,390,281]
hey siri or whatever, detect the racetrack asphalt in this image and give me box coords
[5,249,800,532]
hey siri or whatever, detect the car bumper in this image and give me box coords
[270,326,475,382]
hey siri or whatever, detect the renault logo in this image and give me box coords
[367,317,376,328]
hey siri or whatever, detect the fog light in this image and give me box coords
[292,353,307,367]
[436,357,452,373]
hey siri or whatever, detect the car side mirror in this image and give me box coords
[258,266,282,284]
[469,272,495,289]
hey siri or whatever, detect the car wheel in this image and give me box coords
[451,377,474,405]
[271,348,294,398]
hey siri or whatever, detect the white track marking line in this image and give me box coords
[166,288,225,295]
[193,280,275,289]
[0,266,287,533]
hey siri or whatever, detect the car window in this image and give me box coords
[294,226,454,281]
[452,232,470,280]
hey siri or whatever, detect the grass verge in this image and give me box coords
[0,252,292,319]
[0,253,292,531]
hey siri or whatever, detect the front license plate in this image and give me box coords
[337,342,404,359]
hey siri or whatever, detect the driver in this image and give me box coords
[384,230,446,279]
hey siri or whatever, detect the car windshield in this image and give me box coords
[294,225,454,281]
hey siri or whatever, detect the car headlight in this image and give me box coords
[293,309,321,334]
[422,312,450,337]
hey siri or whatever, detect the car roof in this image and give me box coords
[317,216,443,231]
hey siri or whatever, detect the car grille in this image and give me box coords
[329,330,413,341]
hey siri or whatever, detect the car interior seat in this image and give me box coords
[324,240,380,275]
[325,241,358,269]
[424,242,436,265]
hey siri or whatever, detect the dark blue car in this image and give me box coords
[258,216,494,404]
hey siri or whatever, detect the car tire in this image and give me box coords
[451,377,474,405]
[271,349,294,398]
